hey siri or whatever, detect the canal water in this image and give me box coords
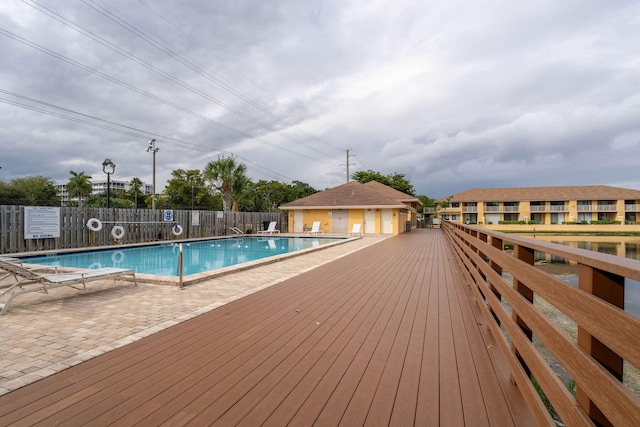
[519,234,640,317]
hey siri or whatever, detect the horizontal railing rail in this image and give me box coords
[597,205,618,211]
[441,221,640,426]
[549,205,567,212]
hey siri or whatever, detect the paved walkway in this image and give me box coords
[0,235,387,396]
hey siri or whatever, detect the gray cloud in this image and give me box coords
[1,0,639,199]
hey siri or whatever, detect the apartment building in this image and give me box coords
[57,180,153,205]
[438,185,640,225]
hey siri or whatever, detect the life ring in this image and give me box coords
[172,224,184,236]
[111,251,124,264]
[86,218,102,231]
[111,225,125,240]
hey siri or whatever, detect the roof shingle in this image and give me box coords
[280,181,420,209]
[447,185,640,202]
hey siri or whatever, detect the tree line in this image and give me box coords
[0,158,436,213]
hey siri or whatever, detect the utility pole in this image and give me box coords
[146,139,159,210]
[344,148,355,183]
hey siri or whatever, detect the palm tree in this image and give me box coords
[129,177,143,209]
[67,171,92,207]
[203,157,248,212]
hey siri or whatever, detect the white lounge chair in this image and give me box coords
[349,223,363,237]
[309,221,324,235]
[0,258,137,315]
[257,221,280,235]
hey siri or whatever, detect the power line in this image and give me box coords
[80,0,343,156]
[0,26,334,166]
[0,90,295,182]
[21,0,339,162]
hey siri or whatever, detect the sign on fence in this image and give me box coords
[24,206,61,239]
[164,210,174,221]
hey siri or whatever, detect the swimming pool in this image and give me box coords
[22,236,344,276]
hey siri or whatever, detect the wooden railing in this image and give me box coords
[441,221,640,426]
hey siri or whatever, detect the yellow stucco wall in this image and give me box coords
[286,207,411,235]
[348,209,365,232]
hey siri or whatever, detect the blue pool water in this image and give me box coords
[22,236,343,276]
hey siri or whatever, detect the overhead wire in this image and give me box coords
[138,0,341,155]
[0,90,295,182]
[20,0,339,165]
[0,26,333,167]
[80,0,342,157]
[136,0,269,97]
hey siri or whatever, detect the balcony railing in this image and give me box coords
[462,206,478,213]
[484,206,500,212]
[625,204,640,211]
[503,206,520,213]
[596,205,618,211]
[530,206,546,212]
[577,205,593,212]
[549,205,567,212]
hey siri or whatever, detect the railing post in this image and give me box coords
[576,264,624,427]
[476,232,489,288]
[513,244,534,377]
[488,236,503,324]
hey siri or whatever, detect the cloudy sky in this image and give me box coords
[1,0,639,199]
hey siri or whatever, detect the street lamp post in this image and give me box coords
[102,159,116,209]
[146,139,159,209]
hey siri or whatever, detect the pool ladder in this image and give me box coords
[229,227,245,236]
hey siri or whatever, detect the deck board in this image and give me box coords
[0,229,535,426]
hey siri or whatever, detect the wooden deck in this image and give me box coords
[0,229,535,426]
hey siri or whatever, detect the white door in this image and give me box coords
[364,210,375,234]
[294,210,303,233]
[381,209,393,234]
[485,214,500,224]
